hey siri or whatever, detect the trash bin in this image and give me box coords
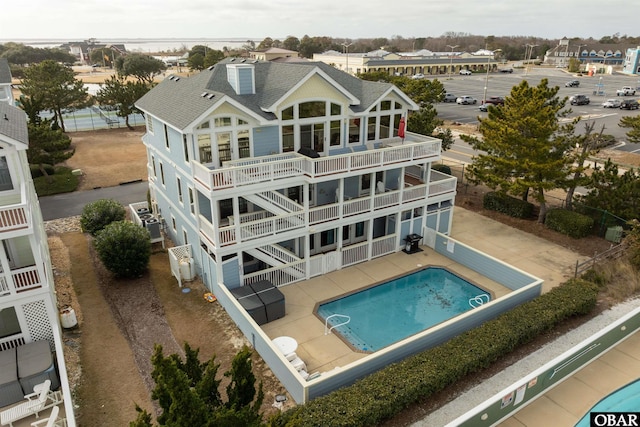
[605,226,623,243]
[403,234,423,254]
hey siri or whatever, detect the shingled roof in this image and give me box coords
[0,103,28,149]
[135,59,401,131]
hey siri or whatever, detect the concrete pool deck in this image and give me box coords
[261,206,590,375]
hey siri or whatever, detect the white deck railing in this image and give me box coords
[192,140,441,192]
[201,175,456,248]
[0,265,43,298]
[0,182,30,233]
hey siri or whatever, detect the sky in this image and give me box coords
[0,0,636,42]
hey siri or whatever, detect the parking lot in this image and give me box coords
[434,67,640,152]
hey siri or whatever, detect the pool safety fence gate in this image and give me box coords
[447,306,640,426]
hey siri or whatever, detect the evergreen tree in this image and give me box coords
[576,160,640,221]
[115,54,166,85]
[135,344,264,426]
[95,76,150,129]
[19,60,90,132]
[461,79,574,222]
[619,115,640,144]
[26,121,74,180]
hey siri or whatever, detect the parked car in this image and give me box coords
[459,69,472,75]
[620,99,640,110]
[483,96,505,105]
[442,93,457,103]
[569,94,590,105]
[602,99,622,108]
[616,86,636,96]
[478,104,488,112]
[411,73,425,80]
[456,95,477,105]
[565,80,580,87]
[499,68,513,73]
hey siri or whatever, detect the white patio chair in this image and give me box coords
[0,379,51,427]
[30,405,61,427]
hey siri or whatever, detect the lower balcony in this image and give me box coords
[199,171,456,249]
[0,266,43,298]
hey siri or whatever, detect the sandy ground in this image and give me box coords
[63,127,148,191]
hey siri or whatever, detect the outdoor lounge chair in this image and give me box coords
[0,380,51,427]
[30,405,61,427]
[285,352,307,373]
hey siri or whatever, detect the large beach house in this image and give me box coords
[135,60,542,403]
[0,61,75,425]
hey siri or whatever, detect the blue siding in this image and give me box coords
[237,68,254,95]
[438,209,451,233]
[222,257,241,288]
[252,126,279,156]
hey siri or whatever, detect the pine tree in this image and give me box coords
[461,79,574,222]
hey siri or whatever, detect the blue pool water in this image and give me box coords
[575,379,640,426]
[316,267,490,352]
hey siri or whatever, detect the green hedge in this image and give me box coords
[32,167,79,196]
[29,164,55,178]
[483,192,534,219]
[545,208,594,238]
[271,278,599,427]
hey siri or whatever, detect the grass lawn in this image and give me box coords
[33,166,79,196]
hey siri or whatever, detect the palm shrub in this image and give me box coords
[80,198,126,235]
[93,221,151,278]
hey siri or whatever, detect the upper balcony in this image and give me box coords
[191,136,441,195]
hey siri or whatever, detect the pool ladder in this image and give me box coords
[324,314,351,335]
[469,293,490,308]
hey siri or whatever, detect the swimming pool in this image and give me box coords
[575,379,640,426]
[316,267,491,352]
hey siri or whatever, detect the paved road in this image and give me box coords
[39,181,149,221]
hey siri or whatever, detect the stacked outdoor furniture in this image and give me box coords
[229,280,285,325]
[0,341,60,408]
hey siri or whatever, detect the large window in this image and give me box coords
[299,101,326,118]
[0,156,13,191]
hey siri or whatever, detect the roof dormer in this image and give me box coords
[226,62,255,95]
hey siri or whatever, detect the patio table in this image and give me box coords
[272,336,298,356]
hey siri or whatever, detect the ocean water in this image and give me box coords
[0,38,259,54]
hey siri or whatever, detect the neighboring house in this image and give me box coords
[135,59,542,403]
[313,49,501,76]
[621,46,640,75]
[60,40,127,64]
[0,64,75,424]
[544,37,628,68]
[0,59,13,106]
[249,47,300,62]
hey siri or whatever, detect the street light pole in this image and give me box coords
[483,49,501,105]
[524,44,537,75]
[342,41,353,74]
[446,45,459,80]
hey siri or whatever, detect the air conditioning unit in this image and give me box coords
[145,217,162,239]
[139,213,153,223]
[136,207,150,216]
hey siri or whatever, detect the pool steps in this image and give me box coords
[325,314,351,335]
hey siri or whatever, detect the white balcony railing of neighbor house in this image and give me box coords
[192,139,441,192]
[200,175,457,249]
[0,265,43,298]
[0,181,31,233]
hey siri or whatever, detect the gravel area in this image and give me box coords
[413,297,640,426]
